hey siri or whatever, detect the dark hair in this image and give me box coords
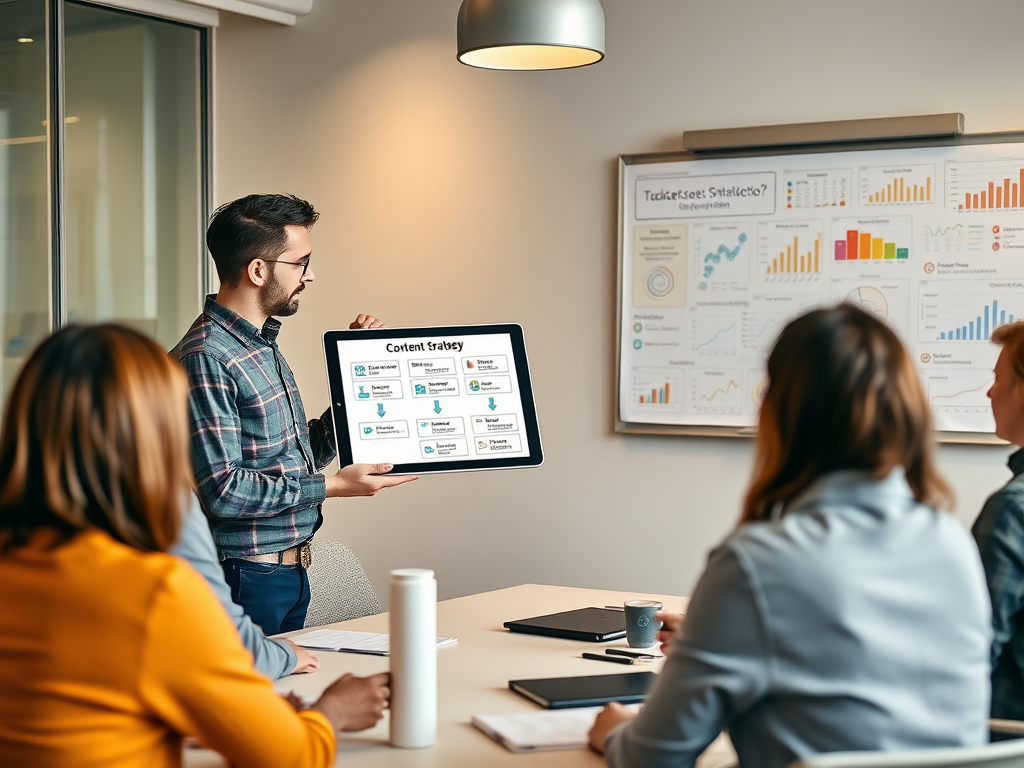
[992,320,1024,382]
[0,325,194,552]
[741,304,952,523]
[206,193,319,286]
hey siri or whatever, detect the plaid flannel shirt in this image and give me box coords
[172,296,336,559]
[972,446,1024,719]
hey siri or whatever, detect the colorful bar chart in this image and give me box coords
[639,383,671,404]
[938,299,1015,341]
[630,368,683,412]
[947,158,1024,212]
[832,217,911,262]
[861,165,935,206]
[835,230,908,260]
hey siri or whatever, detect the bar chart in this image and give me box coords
[919,280,1022,343]
[758,221,824,277]
[861,164,935,206]
[832,217,912,262]
[947,158,1024,211]
[630,367,683,412]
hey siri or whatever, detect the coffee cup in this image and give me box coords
[623,600,663,648]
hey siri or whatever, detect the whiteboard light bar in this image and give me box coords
[683,113,965,153]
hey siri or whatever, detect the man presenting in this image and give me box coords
[173,193,415,635]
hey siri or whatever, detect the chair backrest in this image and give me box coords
[787,738,1024,768]
[303,538,383,628]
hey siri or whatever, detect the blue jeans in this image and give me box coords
[222,559,310,636]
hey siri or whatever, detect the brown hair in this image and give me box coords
[741,304,952,523]
[0,324,193,552]
[992,320,1024,382]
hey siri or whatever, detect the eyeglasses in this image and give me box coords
[263,258,310,276]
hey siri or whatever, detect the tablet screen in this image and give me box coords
[323,324,543,474]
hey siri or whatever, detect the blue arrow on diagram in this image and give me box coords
[433,400,442,414]
[488,397,496,411]
[377,403,386,418]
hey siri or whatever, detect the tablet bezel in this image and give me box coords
[323,323,543,475]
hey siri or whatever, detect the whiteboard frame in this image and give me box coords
[616,131,1024,445]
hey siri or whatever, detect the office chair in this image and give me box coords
[786,728,1024,768]
[303,538,383,627]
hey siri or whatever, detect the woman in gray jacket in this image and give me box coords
[590,304,991,768]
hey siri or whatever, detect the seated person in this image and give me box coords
[0,324,388,768]
[171,494,318,679]
[589,305,991,768]
[972,320,1024,720]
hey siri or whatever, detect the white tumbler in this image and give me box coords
[389,568,437,748]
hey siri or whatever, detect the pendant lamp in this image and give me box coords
[457,0,605,71]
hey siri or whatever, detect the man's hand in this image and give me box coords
[588,702,637,754]
[311,672,390,732]
[325,463,417,498]
[655,610,685,655]
[286,639,320,674]
[349,314,385,329]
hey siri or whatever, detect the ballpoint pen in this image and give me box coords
[582,652,634,665]
[606,648,659,660]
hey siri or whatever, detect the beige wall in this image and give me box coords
[214,0,1024,604]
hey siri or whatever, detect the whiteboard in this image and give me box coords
[616,133,1024,443]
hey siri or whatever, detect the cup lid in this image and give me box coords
[390,568,435,582]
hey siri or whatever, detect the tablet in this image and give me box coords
[323,324,543,475]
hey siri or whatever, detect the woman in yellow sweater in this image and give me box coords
[0,324,388,768]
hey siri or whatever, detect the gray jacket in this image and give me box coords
[170,496,297,679]
[605,469,991,768]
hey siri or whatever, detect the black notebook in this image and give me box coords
[503,607,626,642]
[509,672,657,709]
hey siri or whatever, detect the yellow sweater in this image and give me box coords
[0,529,335,768]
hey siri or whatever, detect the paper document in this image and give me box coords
[472,707,609,753]
[292,629,457,656]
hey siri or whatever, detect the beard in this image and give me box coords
[259,269,302,318]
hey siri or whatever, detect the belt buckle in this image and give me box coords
[299,542,312,570]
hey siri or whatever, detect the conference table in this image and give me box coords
[184,583,737,768]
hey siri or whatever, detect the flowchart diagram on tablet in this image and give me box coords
[325,326,540,471]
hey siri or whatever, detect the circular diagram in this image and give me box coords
[845,286,888,320]
[645,267,674,299]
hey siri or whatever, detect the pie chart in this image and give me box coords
[845,286,888,320]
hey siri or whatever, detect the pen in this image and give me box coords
[582,652,633,665]
[606,648,659,660]
[603,605,625,611]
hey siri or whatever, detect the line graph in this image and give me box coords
[921,368,997,433]
[923,223,966,254]
[742,314,783,350]
[691,369,743,414]
[923,369,993,412]
[692,316,737,355]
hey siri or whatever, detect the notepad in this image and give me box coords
[292,629,457,655]
[472,706,636,752]
[509,671,657,709]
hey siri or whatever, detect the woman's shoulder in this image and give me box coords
[55,531,198,601]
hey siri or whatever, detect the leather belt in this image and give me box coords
[236,542,312,569]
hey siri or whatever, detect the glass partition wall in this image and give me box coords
[0,0,207,399]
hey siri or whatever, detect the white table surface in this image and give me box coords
[185,583,736,768]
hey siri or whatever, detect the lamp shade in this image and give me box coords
[457,0,605,71]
